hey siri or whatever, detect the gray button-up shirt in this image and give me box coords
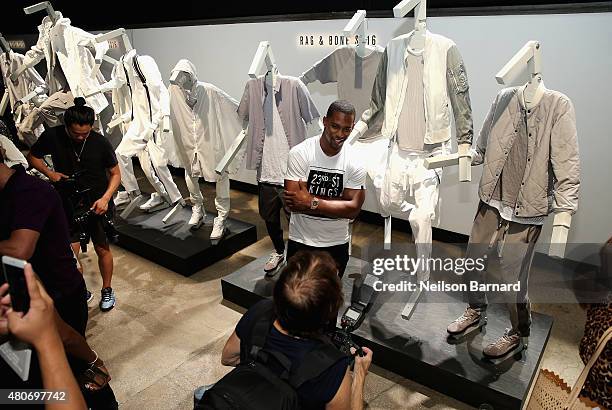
[238,75,319,171]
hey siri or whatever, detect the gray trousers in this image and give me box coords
[465,202,542,336]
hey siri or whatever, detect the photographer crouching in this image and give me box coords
[196,251,373,410]
[28,98,121,312]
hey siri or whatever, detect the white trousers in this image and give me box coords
[185,170,230,221]
[116,139,182,203]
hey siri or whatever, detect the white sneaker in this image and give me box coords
[139,193,165,211]
[188,205,204,228]
[114,191,131,207]
[264,252,284,275]
[210,216,226,240]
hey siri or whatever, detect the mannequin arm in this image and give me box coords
[458,143,472,182]
[423,143,471,182]
[9,63,34,82]
[347,120,369,145]
[215,128,247,175]
[549,211,572,258]
[0,93,8,116]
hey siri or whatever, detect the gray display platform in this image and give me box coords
[221,255,554,410]
[115,207,257,276]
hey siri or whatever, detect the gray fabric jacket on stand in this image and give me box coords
[473,86,580,217]
[238,75,319,171]
[301,45,384,120]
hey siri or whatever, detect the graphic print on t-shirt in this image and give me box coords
[307,166,344,199]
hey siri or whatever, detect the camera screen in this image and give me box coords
[3,262,30,313]
[345,308,360,320]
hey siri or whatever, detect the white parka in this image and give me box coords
[169,59,243,182]
[23,14,109,114]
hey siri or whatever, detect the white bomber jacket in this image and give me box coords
[354,30,473,146]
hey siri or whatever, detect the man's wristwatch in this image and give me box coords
[310,196,319,210]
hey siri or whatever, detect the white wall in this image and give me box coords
[129,12,612,261]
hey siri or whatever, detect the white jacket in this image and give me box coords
[169,59,243,182]
[113,49,177,167]
[23,14,108,114]
[383,31,455,144]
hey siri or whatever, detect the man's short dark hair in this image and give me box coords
[64,97,95,127]
[326,100,356,119]
[273,251,343,338]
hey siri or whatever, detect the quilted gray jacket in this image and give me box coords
[473,87,580,217]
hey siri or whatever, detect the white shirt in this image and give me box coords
[0,135,28,168]
[259,80,290,185]
[286,135,366,247]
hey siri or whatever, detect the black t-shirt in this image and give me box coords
[236,300,350,410]
[30,126,118,201]
[0,166,84,300]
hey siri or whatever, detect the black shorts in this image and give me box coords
[69,203,115,246]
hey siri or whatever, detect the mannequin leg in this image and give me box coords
[150,159,182,204]
[408,176,439,283]
[116,153,140,194]
[185,170,205,227]
[214,173,230,221]
[499,222,542,337]
[137,149,169,198]
[184,170,204,205]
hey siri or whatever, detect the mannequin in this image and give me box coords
[447,41,580,359]
[300,10,384,122]
[15,1,109,143]
[168,59,242,239]
[349,0,475,319]
[0,33,48,146]
[89,29,183,215]
[217,41,321,274]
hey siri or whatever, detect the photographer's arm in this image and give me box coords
[27,153,68,183]
[5,264,87,410]
[284,180,365,220]
[327,347,373,410]
[221,330,241,366]
[0,229,39,260]
[91,164,120,215]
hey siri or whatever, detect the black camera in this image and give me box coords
[73,209,119,252]
[330,306,365,357]
[53,170,118,252]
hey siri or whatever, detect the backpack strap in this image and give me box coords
[289,343,347,388]
[256,349,293,380]
[240,300,276,362]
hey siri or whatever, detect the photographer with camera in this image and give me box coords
[28,98,121,312]
[0,143,118,408]
[196,251,373,410]
[0,263,87,410]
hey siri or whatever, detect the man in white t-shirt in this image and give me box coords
[284,100,366,277]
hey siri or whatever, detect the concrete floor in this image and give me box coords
[78,181,587,409]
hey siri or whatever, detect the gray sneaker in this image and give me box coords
[483,329,525,358]
[99,287,116,312]
[447,307,486,334]
[264,252,284,275]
